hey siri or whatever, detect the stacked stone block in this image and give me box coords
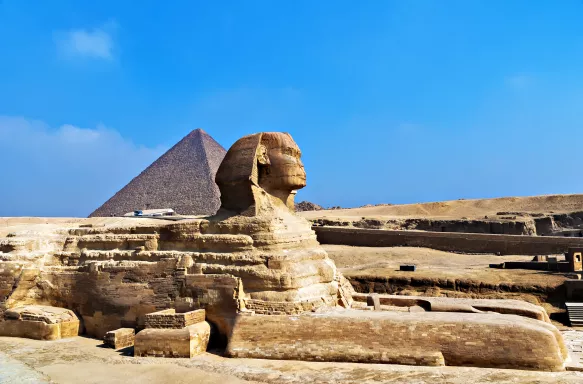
[144,309,205,329]
[104,328,135,349]
[135,309,210,358]
[244,298,333,315]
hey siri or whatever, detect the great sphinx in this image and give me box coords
[0,132,568,371]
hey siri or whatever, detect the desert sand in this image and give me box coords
[1,336,582,384]
[300,194,583,220]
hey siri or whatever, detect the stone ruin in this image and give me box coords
[0,305,79,341]
[0,132,569,370]
[135,309,210,357]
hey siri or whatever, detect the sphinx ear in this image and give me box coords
[257,145,270,165]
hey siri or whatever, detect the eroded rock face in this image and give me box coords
[295,201,323,212]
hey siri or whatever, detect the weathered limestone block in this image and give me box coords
[104,328,135,349]
[226,310,567,371]
[134,322,210,358]
[159,233,254,252]
[0,305,79,340]
[0,237,53,253]
[145,309,205,329]
[75,234,159,251]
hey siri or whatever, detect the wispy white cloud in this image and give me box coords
[59,124,102,143]
[0,116,166,216]
[54,21,117,60]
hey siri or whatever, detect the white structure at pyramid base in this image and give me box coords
[124,209,176,217]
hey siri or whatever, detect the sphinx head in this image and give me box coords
[256,132,306,192]
[215,132,306,215]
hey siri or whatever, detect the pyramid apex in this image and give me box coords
[184,128,208,138]
[89,128,226,217]
[182,128,209,139]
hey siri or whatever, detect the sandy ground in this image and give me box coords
[0,336,582,384]
[325,245,567,287]
[300,193,583,220]
[324,245,571,323]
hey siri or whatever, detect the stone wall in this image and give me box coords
[308,210,583,237]
[347,274,562,298]
[1,258,184,338]
[145,309,205,329]
[311,217,537,235]
[1,256,245,339]
[244,298,333,315]
[314,227,583,255]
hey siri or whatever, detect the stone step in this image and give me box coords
[565,303,583,326]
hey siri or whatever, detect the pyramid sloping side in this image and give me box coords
[89,129,226,217]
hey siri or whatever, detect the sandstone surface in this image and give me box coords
[104,328,135,350]
[0,305,79,340]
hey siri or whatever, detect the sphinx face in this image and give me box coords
[259,134,307,192]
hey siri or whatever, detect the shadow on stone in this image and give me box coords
[118,346,134,356]
[206,321,227,356]
[550,311,570,326]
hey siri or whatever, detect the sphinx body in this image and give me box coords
[0,132,568,371]
[0,132,351,338]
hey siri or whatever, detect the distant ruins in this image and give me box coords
[0,132,569,371]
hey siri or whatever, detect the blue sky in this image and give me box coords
[1,1,583,216]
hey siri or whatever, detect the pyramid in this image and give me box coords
[89,129,226,217]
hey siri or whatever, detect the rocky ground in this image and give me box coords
[299,194,583,235]
[328,245,566,288]
[294,201,323,212]
[0,336,582,384]
[325,244,570,322]
[300,194,583,220]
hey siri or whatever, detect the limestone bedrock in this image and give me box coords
[0,132,568,370]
